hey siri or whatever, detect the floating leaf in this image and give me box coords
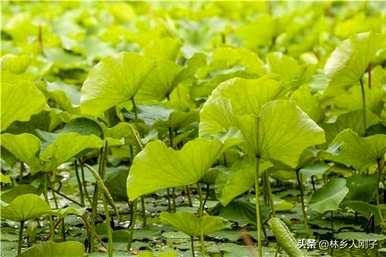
[160,212,228,237]
[19,241,84,257]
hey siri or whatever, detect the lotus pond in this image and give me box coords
[1,1,386,257]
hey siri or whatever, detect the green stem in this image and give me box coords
[296,169,311,237]
[190,236,196,257]
[19,162,24,183]
[141,196,147,227]
[18,220,24,255]
[167,188,172,212]
[377,159,385,231]
[131,98,137,120]
[359,78,367,133]
[127,200,137,251]
[255,159,263,257]
[80,160,92,206]
[61,218,66,241]
[265,170,275,216]
[102,194,113,257]
[197,183,206,257]
[186,185,193,207]
[203,184,210,210]
[172,188,176,212]
[74,160,85,206]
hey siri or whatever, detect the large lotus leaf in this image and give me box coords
[258,100,325,168]
[323,110,381,142]
[0,54,30,74]
[19,241,84,257]
[127,138,223,200]
[0,184,40,203]
[267,52,303,89]
[1,194,51,222]
[1,72,47,131]
[80,52,154,115]
[324,32,383,89]
[211,47,266,76]
[215,159,273,206]
[160,212,228,237]
[40,132,103,170]
[324,129,386,172]
[136,59,184,102]
[309,178,349,213]
[1,133,41,171]
[199,77,281,153]
[341,201,384,226]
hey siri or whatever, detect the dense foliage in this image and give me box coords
[1,1,386,257]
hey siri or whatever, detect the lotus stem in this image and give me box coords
[172,188,176,212]
[74,160,85,206]
[19,162,24,183]
[296,169,311,237]
[80,160,92,206]
[359,78,367,133]
[190,236,196,257]
[197,183,206,257]
[377,158,385,231]
[186,185,193,207]
[102,194,113,257]
[127,200,137,251]
[141,195,147,226]
[131,98,137,120]
[255,159,263,257]
[265,170,275,216]
[18,220,24,255]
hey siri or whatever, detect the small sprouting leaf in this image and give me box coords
[160,212,228,237]
[127,138,223,200]
[1,194,51,222]
[309,178,349,213]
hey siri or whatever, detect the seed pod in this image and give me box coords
[268,217,305,257]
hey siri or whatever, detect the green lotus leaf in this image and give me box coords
[267,52,303,89]
[346,174,378,202]
[323,110,381,142]
[215,159,273,206]
[0,184,40,203]
[1,72,47,131]
[1,194,51,222]
[1,133,41,172]
[341,201,384,226]
[144,37,182,61]
[236,14,276,48]
[258,100,325,168]
[324,32,383,89]
[0,54,30,74]
[18,241,84,257]
[309,178,349,213]
[136,59,184,102]
[211,47,266,76]
[324,129,386,172]
[160,212,228,237]
[80,52,155,115]
[290,85,322,122]
[127,138,223,200]
[40,132,103,170]
[200,77,282,153]
[60,117,103,137]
